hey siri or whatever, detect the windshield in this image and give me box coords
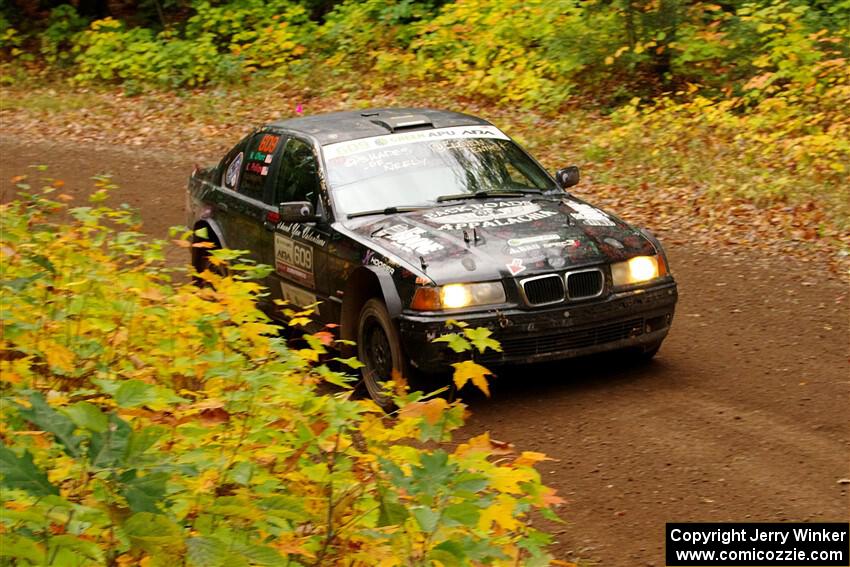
[322,126,559,217]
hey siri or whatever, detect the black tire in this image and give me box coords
[357,298,407,410]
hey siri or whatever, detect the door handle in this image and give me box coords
[218,203,229,213]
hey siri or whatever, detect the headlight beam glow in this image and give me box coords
[628,256,658,282]
[611,255,663,287]
[441,284,473,309]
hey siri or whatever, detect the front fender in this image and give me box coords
[364,265,402,318]
[340,266,404,342]
[638,227,669,268]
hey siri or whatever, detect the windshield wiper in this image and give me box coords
[436,189,542,202]
[347,206,428,219]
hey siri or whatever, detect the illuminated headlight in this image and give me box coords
[611,255,667,287]
[411,282,506,310]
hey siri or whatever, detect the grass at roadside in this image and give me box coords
[1,75,847,274]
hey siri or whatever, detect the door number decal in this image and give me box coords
[275,233,314,287]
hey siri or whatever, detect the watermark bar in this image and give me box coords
[666,523,849,566]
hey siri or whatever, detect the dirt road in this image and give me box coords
[3,137,848,566]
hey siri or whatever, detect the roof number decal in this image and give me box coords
[258,134,280,153]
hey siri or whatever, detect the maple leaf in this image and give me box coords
[433,333,471,353]
[455,433,514,457]
[514,451,553,467]
[312,331,334,346]
[539,486,567,507]
[454,431,493,456]
[296,348,319,362]
[451,360,492,396]
[477,493,520,531]
[462,327,502,353]
[488,466,536,494]
[391,368,408,397]
[333,356,364,369]
[399,398,448,425]
[44,343,75,372]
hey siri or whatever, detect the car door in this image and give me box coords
[216,130,284,267]
[269,136,333,323]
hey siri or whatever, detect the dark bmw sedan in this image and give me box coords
[187,108,677,404]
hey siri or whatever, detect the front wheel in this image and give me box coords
[357,298,407,410]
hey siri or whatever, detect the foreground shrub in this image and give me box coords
[0,179,562,565]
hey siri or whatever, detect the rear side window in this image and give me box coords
[238,132,282,201]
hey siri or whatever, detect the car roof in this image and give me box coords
[268,108,493,145]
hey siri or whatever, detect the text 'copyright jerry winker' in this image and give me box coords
[666,523,849,566]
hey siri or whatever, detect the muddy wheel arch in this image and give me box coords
[191,219,226,272]
[340,266,403,344]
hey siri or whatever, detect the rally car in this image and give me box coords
[187,108,677,405]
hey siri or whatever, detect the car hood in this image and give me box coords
[342,197,657,284]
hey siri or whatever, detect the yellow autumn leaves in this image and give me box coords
[0,182,565,565]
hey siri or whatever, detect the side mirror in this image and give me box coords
[279,201,320,223]
[555,166,580,189]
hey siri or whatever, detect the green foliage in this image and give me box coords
[69,1,315,88]
[72,18,226,88]
[0,179,562,565]
[319,0,437,66]
[399,0,575,106]
[0,14,18,50]
[185,0,315,75]
[9,0,849,108]
[40,5,89,66]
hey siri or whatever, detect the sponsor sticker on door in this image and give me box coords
[275,233,314,286]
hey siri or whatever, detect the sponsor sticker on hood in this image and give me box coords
[376,224,444,255]
[564,200,616,227]
[424,200,558,230]
[507,234,561,247]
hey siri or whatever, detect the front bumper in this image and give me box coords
[398,281,678,373]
